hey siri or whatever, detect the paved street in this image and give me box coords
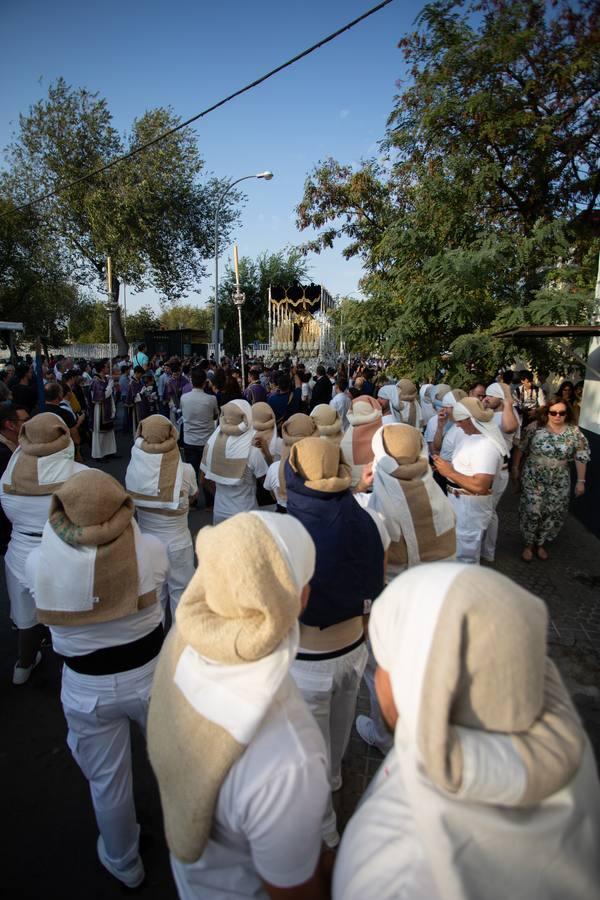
[2,433,599,898]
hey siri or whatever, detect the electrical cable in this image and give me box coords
[4,0,394,216]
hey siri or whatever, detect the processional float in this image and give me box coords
[267,283,336,365]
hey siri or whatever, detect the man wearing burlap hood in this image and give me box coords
[25,469,168,890]
[148,512,332,900]
[126,414,198,617]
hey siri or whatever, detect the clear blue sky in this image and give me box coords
[0,0,424,314]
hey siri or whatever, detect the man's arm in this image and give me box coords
[432,456,494,494]
[499,384,519,434]
[262,850,332,900]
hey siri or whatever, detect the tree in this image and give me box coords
[159,303,212,333]
[214,249,310,352]
[297,0,599,379]
[0,195,89,353]
[2,79,241,354]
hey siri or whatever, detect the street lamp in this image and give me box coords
[213,171,273,363]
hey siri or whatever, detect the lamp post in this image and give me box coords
[214,171,273,363]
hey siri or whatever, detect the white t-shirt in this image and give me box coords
[1,461,87,582]
[440,423,460,462]
[180,389,219,446]
[492,410,519,454]
[301,382,312,404]
[25,532,169,656]
[330,391,351,431]
[333,750,438,900]
[213,446,269,524]
[170,677,329,900]
[264,460,285,507]
[451,432,502,478]
[136,463,198,551]
[424,414,448,447]
[352,495,392,552]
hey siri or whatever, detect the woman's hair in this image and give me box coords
[537,395,575,426]
[557,380,574,398]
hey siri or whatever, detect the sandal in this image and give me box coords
[521,547,533,562]
[537,546,548,560]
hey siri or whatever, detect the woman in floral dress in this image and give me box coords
[511,397,590,561]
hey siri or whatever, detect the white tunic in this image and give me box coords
[171,677,329,899]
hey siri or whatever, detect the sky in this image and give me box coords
[0,0,424,315]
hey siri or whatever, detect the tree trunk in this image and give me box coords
[110,277,129,356]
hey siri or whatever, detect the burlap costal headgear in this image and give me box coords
[418,567,584,806]
[278,413,317,500]
[37,469,154,625]
[397,379,419,426]
[148,513,303,863]
[288,436,352,493]
[4,412,72,495]
[310,403,343,444]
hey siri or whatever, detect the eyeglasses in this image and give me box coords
[548,410,566,417]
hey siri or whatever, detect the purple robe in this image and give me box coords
[90,376,115,432]
[165,374,190,407]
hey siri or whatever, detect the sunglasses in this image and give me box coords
[548,410,566,417]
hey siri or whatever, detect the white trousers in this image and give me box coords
[61,656,158,872]
[159,543,195,619]
[5,562,38,629]
[481,468,509,562]
[291,642,368,840]
[363,639,393,753]
[448,492,494,565]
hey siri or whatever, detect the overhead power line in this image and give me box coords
[6,0,394,216]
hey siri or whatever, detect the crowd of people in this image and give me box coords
[0,345,598,898]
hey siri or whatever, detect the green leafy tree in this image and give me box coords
[0,196,88,353]
[214,249,310,352]
[159,303,212,333]
[2,79,241,354]
[297,0,599,379]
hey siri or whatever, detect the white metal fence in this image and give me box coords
[51,343,118,359]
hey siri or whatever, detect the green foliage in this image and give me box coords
[213,249,310,352]
[0,195,88,351]
[159,303,212,333]
[296,0,599,377]
[1,78,241,353]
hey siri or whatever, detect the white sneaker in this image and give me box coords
[356,715,390,754]
[13,651,42,685]
[331,774,343,792]
[97,835,145,889]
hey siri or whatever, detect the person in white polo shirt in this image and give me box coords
[433,398,505,564]
[180,367,218,509]
[480,380,520,561]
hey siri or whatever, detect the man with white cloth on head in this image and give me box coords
[25,469,168,889]
[1,412,87,683]
[333,562,600,900]
[428,389,467,461]
[264,413,318,511]
[147,512,333,900]
[126,415,197,618]
[433,397,505,564]
[353,423,455,753]
[379,380,423,428]
[418,383,436,427]
[480,380,520,562]
[200,399,269,525]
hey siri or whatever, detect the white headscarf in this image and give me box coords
[200,398,254,485]
[377,384,400,422]
[250,510,315,591]
[453,399,507,459]
[359,563,600,900]
[419,384,435,425]
[485,382,506,401]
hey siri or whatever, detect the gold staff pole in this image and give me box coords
[106,256,113,366]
